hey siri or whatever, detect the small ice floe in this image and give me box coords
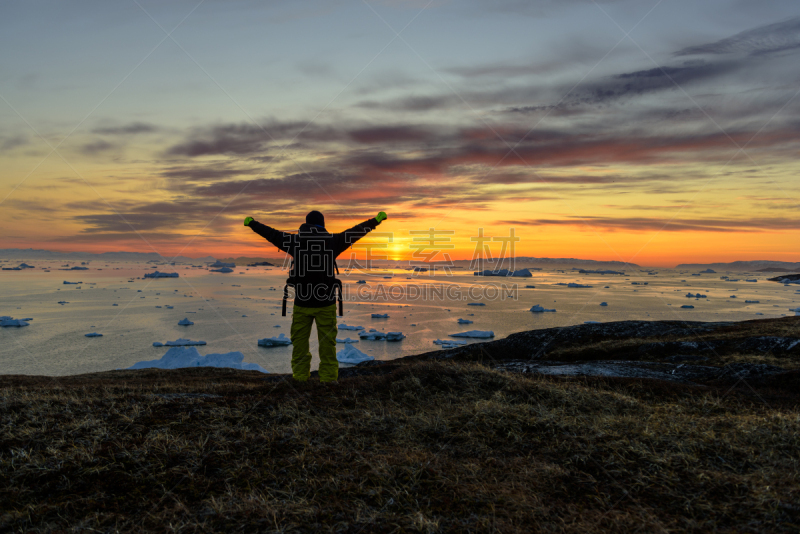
[457,318,473,324]
[599,302,608,307]
[112,303,118,306]
[144,271,179,278]
[178,318,194,325]
[57,301,68,304]
[155,306,162,308]
[568,282,592,288]
[273,324,281,328]
[242,314,247,317]
[630,282,648,286]
[530,304,556,312]
[166,306,173,309]
[338,323,365,331]
[63,281,81,284]
[525,285,536,288]
[584,321,600,324]
[681,305,695,309]
[337,344,374,364]
[152,338,207,347]
[210,267,233,273]
[686,293,707,298]
[356,280,367,284]
[730,295,737,298]
[258,333,292,347]
[745,279,757,282]
[371,313,389,318]
[358,329,405,341]
[85,332,103,337]
[336,337,359,343]
[700,268,716,273]
[449,330,494,338]
[467,302,486,306]
[128,347,268,373]
[1,317,29,327]
[756,312,764,315]
[137,290,142,292]
[434,339,467,347]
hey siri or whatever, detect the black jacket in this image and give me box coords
[248,217,380,307]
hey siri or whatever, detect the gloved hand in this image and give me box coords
[376,211,387,223]
[244,216,254,226]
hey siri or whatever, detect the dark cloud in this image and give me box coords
[0,134,28,151]
[166,121,343,157]
[92,122,159,135]
[80,140,115,154]
[348,126,435,144]
[675,17,800,56]
[501,216,797,233]
[160,163,260,181]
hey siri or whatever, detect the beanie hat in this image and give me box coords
[305,210,325,227]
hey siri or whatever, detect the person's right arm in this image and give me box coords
[245,218,294,253]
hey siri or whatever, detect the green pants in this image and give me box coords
[290,303,338,382]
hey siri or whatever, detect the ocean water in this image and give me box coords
[1,261,798,376]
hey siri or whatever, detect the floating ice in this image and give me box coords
[356,280,367,284]
[474,268,533,277]
[681,305,695,309]
[112,303,118,306]
[745,279,757,282]
[63,281,81,284]
[730,295,737,298]
[745,300,760,304]
[209,260,235,268]
[449,330,494,338]
[686,293,707,298]
[433,339,467,346]
[1,317,29,327]
[525,285,536,288]
[467,302,486,306]
[57,301,68,304]
[164,338,206,346]
[457,318,473,324]
[258,333,292,347]
[84,332,103,337]
[144,271,179,278]
[166,306,173,309]
[210,267,233,273]
[630,282,648,286]
[128,346,267,373]
[358,330,405,341]
[337,344,374,364]
[371,313,389,318]
[699,269,716,273]
[599,302,608,306]
[584,321,600,324]
[338,323,365,331]
[178,318,194,325]
[336,337,359,343]
[530,305,556,312]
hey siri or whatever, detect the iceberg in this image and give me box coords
[128,346,268,373]
[210,267,233,273]
[337,344,374,364]
[209,260,235,268]
[530,305,556,312]
[699,269,716,273]
[338,323,365,331]
[457,318,473,324]
[449,330,494,338]
[84,332,103,337]
[178,318,194,325]
[258,333,292,347]
[371,313,389,318]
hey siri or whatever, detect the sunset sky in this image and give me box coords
[1,0,798,266]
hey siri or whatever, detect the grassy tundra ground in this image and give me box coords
[1,359,798,533]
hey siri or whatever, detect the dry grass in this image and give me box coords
[1,363,799,533]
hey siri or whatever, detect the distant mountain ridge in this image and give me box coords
[675,260,800,271]
[0,248,216,264]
